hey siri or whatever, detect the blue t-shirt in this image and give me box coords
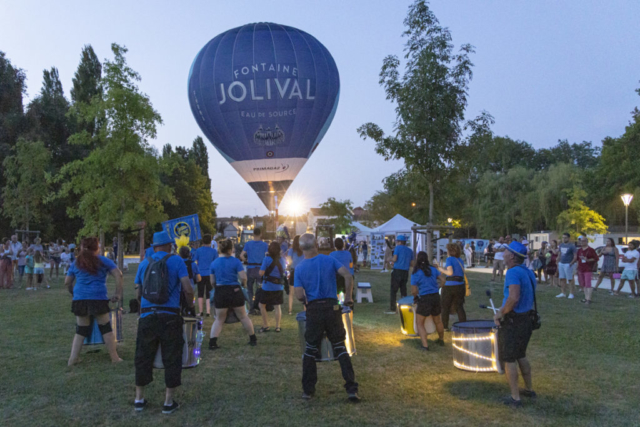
[393,245,414,271]
[211,256,245,286]
[411,267,441,296]
[244,240,269,266]
[193,246,219,276]
[67,255,117,301]
[144,247,154,259]
[287,248,305,269]
[294,254,344,302]
[330,250,354,275]
[260,256,286,291]
[134,252,189,317]
[444,257,465,286]
[503,265,537,313]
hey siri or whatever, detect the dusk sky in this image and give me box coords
[2,0,639,218]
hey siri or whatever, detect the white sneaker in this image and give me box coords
[555,293,566,298]
[568,294,575,299]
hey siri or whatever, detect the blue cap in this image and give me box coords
[151,231,173,248]
[396,234,407,242]
[506,241,527,258]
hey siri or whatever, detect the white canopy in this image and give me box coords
[373,214,419,234]
[351,221,373,235]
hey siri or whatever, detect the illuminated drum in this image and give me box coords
[153,317,203,369]
[83,305,123,345]
[397,296,436,337]
[451,320,502,373]
[296,306,356,362]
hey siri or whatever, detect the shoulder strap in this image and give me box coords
[264,258,282,277]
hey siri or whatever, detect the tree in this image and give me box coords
[70,45,103,141]
[191,136,211,190]
[54,44,173,238]
[160,145,217,235]
[358,0,475,233]
[557,186,608,238]
[319,198,353,234]
[238,215,253,227]
[2,139,51,233]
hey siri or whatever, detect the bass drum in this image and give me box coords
[153,317,202,369]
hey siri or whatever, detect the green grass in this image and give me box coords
[1,268,639,426]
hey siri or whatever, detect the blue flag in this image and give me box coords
[162,214,202,242]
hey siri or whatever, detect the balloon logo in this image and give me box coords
[188,23,340,210]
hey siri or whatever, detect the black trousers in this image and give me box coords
[390,269,409,311]
[135,313,184,389]
[440,284,467,329]
[302,301,358,395]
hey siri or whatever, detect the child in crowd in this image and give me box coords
[25,249,35,290]
[60,247,71,274]
[17,242,28,288]
[33,250,50,289]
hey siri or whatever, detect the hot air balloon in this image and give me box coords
[188,23,340,211]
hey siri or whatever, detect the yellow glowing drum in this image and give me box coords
[397,296,436,336]
[451,320,502,373]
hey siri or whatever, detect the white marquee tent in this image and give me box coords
[372,214,419,235]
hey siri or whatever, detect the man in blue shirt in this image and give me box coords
[493,241,537,408]
[386,235,414,314]
[330,238,354,299]
[193,234,219,317]
[294,233,359,402]
[133,231,195,415]
[240,228,269,313]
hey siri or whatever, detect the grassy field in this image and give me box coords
[1,266,639,427]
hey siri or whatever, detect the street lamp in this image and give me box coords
[622,194,634,244]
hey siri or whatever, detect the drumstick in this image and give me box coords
[479,304,497,314]
[489,298,497,314]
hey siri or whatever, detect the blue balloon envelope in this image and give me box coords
[188,23,340,210]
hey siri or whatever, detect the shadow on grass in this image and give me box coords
[444,379,606,418]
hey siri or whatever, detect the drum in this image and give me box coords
[153,317,203,369]
[397,296,436,337]
[83,305,123,345]
[296,306,356,362]
[451,320,502,373]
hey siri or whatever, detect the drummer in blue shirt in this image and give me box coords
[330,238,354,300]
[386,235,414,314]
[240,228,269,313]
[209,239,257,350]
[257,241,287,332]
[410,251,445,351]
[286,236,305,315]
[434,243,467,330]
[193,234,219,317]
[133,231,195,414]
[65,237,123,366]
[493,241,537,408]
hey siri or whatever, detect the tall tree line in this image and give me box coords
[0,45,217,242]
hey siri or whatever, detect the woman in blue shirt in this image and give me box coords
[411,251,445,351]
[65,237,123,366]
[434,243,467,330]
[209,239,257,350]
[286,236,305,315]
[258,241,287,332]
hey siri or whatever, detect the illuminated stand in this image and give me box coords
[451,320,503,373]
[397,296,436,336]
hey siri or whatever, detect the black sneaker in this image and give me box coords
[520,389,537,399]
[435,339,445,347]
[206,313,210,317]
[209,338,219,350]
[162,400,180,414]
[502,397,523,408]
[248,339,257,347]
[134,399,147,412]
[302,392,314,400]
[347,392,361,403]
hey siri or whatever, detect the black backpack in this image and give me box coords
[142,254,173,304]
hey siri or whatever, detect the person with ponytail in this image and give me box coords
[257,241,287,332]
[65,237,124,366]
[411,251,445,351]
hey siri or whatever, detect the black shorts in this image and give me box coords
[71,299,110,317]
[213,285,245,309]
[499,313,533,363]
[197,276,213,298]
[260,290,283,306]
[415,293,441,317]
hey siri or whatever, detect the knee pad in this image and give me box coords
[98,322,113,335]
[76,325,91,337]
[303,342,319,359]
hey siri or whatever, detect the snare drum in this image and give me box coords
[451,320,502,373]
[153,317,202,369]
[296,306,356,362]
